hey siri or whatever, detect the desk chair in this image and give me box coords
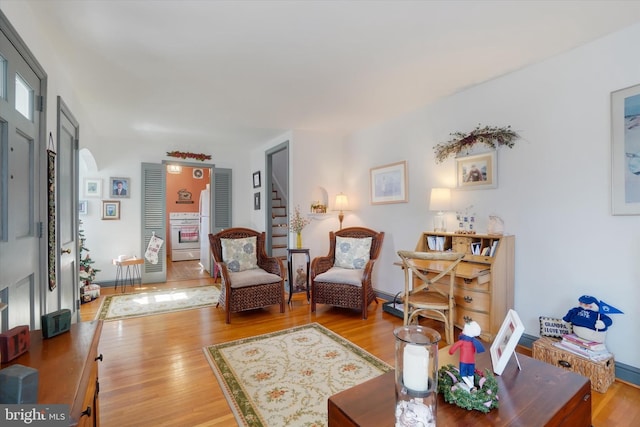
[397,250,465,344]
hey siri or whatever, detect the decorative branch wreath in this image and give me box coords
[434,124,520,163]
[437,364,499,413]
[166,150,212,162]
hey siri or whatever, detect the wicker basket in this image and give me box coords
[532,337,615,393]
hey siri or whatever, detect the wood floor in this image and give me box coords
[81,277,640,427]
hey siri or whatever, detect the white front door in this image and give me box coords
[56,97,79,317]
[0,19,46,330]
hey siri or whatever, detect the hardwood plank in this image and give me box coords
[80,280,640,426]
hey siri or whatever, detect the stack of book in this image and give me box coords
[553,333,613,361]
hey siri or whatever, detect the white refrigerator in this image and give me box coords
[199,184,212,274]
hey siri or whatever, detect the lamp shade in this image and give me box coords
[429,188,451,212]
[335,193,349,211]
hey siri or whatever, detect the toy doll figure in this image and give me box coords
[563,295,623,343]
[449,321,485,388]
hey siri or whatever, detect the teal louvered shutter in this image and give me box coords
[213,168,232,232]
[141,162,166,283]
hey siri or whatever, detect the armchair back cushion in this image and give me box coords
[333,237,372,269]
[221,236,258,272]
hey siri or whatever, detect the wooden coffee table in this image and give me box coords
[328,348,591,426]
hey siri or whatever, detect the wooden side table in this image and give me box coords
[287,248,310,304]
[112,257,144,292]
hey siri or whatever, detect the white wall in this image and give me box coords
[251,130,346,259]
[342,24,640,369]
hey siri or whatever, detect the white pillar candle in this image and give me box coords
[402,343,429,391]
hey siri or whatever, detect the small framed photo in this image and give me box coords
[84,178,102,198]
[370,160,408,205]
[102,200,120,220]
[254,192,261,210]
[78,200,88,215]
[490,309,525,375]
[253,171,261,188]
[611,83,640,215]
[456,152,497,190]
[109,177,130,198]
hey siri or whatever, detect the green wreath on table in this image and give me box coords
[437,364,499,413]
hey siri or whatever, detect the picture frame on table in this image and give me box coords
[611,83,640,215]
[78,200,88,215]
[84,178,102,198]
[102,200,120,220]
[109,177,130,198]
[253,171,261,188]
[490,309,525,375]
[370,160,408,205]
[456,152,497,189]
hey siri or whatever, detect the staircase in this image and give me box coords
[270,185,289,268]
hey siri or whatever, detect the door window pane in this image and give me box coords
[0,54,6,100]
[15,73,33,120]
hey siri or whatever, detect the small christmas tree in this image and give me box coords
[78,220,100,286]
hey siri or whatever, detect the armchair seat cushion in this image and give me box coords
[228,268,282,288]
[315,267,363,287]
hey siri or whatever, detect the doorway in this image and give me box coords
[266,141,289,260]
[165,162,212,282]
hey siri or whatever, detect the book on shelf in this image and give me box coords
[562,333,608,352]
[552,341,613,362]
[489,240,499,257]
[427,236,445,251]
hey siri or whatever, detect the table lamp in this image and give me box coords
[334,193,349,230]
[429,188,451,232]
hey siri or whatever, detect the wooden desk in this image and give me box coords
[328,349,591,426]
[409,232,515,342]
[2,321,103,426]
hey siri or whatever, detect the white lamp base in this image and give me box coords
[433,213,446,232]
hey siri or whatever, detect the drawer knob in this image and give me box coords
[463,315,473,323]
[463,296,473,303]
[558,360,572,368]
[464,278,472,284]
[95,354,103,362]
[81,406,92,418]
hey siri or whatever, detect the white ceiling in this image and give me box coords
[26,1,640,148]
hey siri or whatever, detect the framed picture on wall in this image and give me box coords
[253,171,261,188]
[254,192,261,210]
[102,200,120,220]
[370,160,408,205]
[84,178,102,198]
[611,83,640,215]
[110,177,130,198]
[78,200,88,215]
[456,152,497,189]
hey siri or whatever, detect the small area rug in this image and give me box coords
[203,322,392,427]
[96,286,220,321]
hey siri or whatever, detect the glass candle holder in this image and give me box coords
[394,325,440,427]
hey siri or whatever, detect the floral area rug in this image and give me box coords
[96,285,220,321]
[203,322,392,427]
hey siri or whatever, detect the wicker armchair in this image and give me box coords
[209,228,285,323]
[310,227,384,319]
